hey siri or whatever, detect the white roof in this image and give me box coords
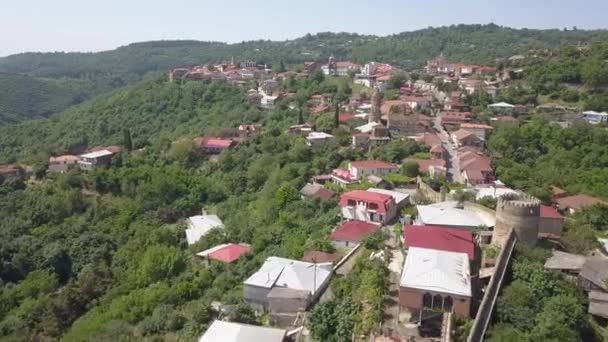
[244,256,332,295]
[199,320,285,342]
[583,110,608,116]
[488,102,514,108]
[185,214,224,245]
[416,201,491,228]
[80,149,113,159]
[474,186,518,200]
[400,247,471,297]
[355,122,380,133]
[307,132,334,140]
[368,188,409,204]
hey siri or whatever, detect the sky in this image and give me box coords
[1,0,607,56]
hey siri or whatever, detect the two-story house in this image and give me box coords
[339,190,397,224]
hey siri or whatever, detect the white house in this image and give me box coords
[306,132,334,147]
[199,320,285,342]
[185,213,225,245]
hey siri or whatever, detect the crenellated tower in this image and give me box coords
[493,193,541,247]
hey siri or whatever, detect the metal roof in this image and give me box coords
[185,215,224,245]
[416,202,492,228]
[80,149,113,159]
[244,257,332,295]
[400,247,471,297]
[199,320,285,342]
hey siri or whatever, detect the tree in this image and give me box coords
[123,128,133,152]
[388,74,408,89]
[227,303,258,325]
[334,103,340,128]
[136,245,185,286]
[402,161,420,177]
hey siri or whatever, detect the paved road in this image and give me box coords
[433,116,461,183]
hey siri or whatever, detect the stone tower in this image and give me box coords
[369,86,382,124]
[493,193,541,247]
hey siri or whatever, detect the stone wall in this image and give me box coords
[467,230,517,342]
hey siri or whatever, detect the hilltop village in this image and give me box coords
[1,50,608,342]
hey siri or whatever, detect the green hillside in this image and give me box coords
[0,73,99,125]
[1,24,607,125]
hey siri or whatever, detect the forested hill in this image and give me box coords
[1,24,607,126]
[0,73,103,125]
[3,25,608,79]
[0,79,263,164]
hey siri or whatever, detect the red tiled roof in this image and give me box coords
[460,123,493,130]
[311,105,329,114]
[404,225,475,261]
[49,155,79,163]
[315,187,336,202]
[336,61,360,68]
[207,244,250,263]
[339,113,355,121]
[452,129,476,141]
[404,158,445,174]
[555,195,608,211]
[203,138,233,149]
[301,251,340,263]
[540,205,563,220]
[350,160,397,170]
[339,190,394,214]
[331,220,379,242]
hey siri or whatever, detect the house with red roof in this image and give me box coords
[338,113,355,122]
[404,225,475,261]
[404,158,446,176]
[460,123,493,141]
[195,137,234,154]
[349,160,399,179]
[538,205,565,239]
[331,220,380,248]
[196,243,251,265]
[439,112,471,129]
[0,164,23,178]
[339,190,397,224]
[451,129,483,148]
[459,151,493,185]
[48,155,80,173]
[555,195,608,214]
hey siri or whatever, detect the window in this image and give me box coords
[422,293,432,308]
[347,199,356,206]
[433,294,442,310]
[368,203,378,210]
[444,296,453,312]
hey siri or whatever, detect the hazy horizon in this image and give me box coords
[2,0,607,57]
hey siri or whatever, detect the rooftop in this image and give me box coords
[367,188,410,204]
[186,214,225,245]
[197,243,250,263]
[555,195,608,211]
[540,205,563,219]
[199,320,285,342]
[244,256,332,294]
[416,201,494,228]
[80,149,114,159]
[331,220,379,242]
[404,225,475,261]
[349,160,397,170]
[544,250,586,271]
[580,257,608,291]
[400,247,471,297]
